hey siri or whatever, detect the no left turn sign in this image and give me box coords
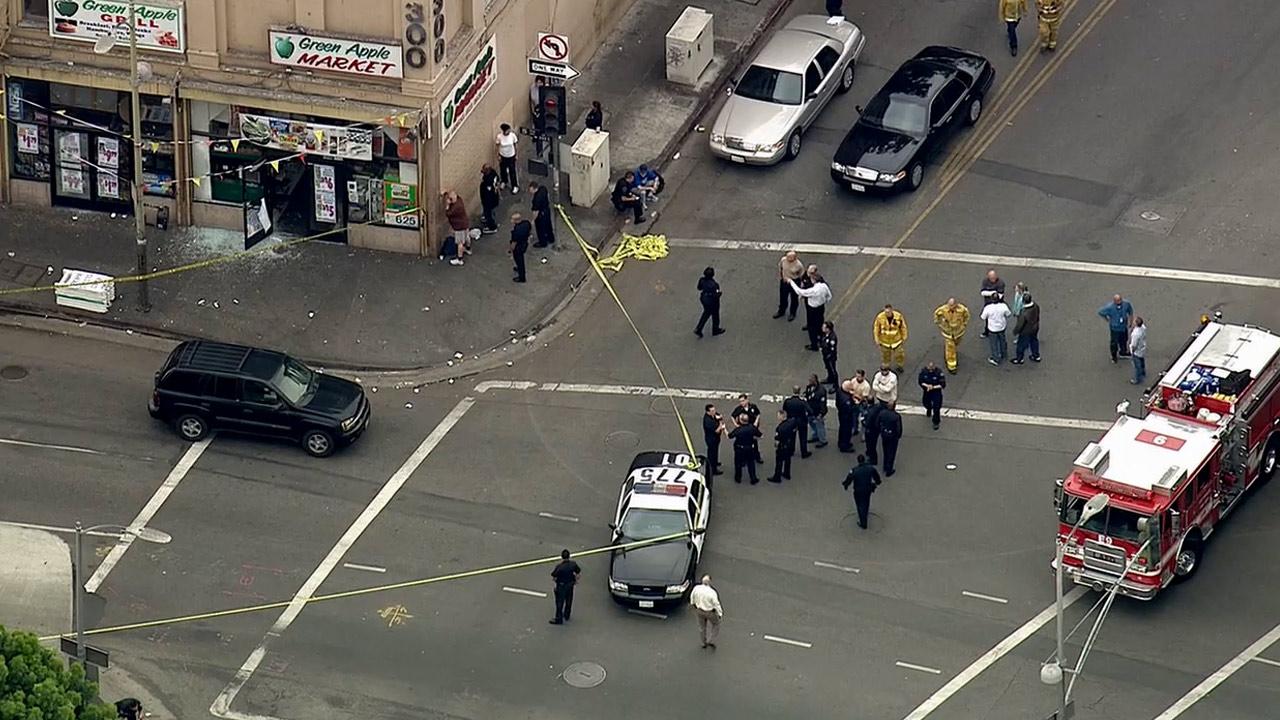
[537,32,569,62]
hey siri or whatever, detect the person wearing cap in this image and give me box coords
[549,549,581,625]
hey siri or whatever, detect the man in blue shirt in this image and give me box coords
[1098,294,1134,363]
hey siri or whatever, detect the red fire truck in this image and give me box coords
[1055,319,1279,600]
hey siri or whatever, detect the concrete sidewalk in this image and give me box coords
[0,525,176,718]
[0,0,789,376]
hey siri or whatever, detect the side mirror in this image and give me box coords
[1053,478,1064,511]
[607,522,617,531]
[855,104,864,114]
[1136,517,1151,543]
[1168,509,1181,536]
[808,91,820,100]
[725,82,734,96]
[692,527,707,536]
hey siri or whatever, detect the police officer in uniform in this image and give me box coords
[731,394,764,464]
[842,455,881,529]
[768,410,798,483]
[918,361,946,430]
[878,402,903,477]
[782,386,811,458]
[728,414,762,485]
[1037,0,1063,51]
[863,400,884,466]
[549,549,581,624]
[819,321,840,387]
[695,267,725,338]
[703,404,725,478]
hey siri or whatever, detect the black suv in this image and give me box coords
[149,341,370,457]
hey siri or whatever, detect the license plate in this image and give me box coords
[731,155,745,164]
[638,600,655,608]
[850,183,865,192]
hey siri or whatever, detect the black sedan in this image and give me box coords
[831,46,994,193]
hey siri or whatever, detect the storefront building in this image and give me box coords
[0,0,635,255]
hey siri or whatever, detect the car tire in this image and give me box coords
[302,429,335,458]
[174,413,209,442]
[965,96,983,126]
[784,130,802,161]
[906,161,924,192]
[836,63,855,94]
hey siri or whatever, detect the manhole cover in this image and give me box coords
[0,365,28,380]
[562,661,606,688]
[605,430,638,448]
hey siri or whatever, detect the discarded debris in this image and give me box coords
[454,352,464,359]
[307,311,315,318]
[405,403,413,409]
[196,298,206,306]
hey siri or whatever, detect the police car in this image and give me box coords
[607,451,710,608]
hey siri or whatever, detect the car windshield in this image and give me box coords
[1060,497,1145,542]
[272,357,315,405]
[861,93,927,135]
[619,508,689,541]
[735,65,804,105]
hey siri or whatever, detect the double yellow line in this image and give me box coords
[829,0,1119,320]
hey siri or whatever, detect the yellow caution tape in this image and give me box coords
[35,531,692,642]
[585,232,669,272]
[0,211,415,298]
[555,205,698,467]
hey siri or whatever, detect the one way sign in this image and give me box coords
[527,57,580,81]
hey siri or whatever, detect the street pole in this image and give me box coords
[73,521,85,667]
[1054,539,1068,711]
[128,0,150,311]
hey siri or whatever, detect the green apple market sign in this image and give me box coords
[268,29,404,79]
[439,36,497,149]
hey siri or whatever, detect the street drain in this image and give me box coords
[605,430,638,448]
[0,365,28,380]
[562,661,606,688]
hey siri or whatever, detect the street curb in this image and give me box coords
[0,0,793,384]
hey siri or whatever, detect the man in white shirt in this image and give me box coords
[495,123,520,193]
[980,296,1012,365]
[871,365,898,405]
[689,575,723,648]
[789,267,833,351]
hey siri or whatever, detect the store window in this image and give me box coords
[7,78,52,182]
[189,102,420,238]
[23,0,48,22]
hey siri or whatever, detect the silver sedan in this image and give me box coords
[709,15,866,165]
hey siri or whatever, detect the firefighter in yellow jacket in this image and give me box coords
[1001,0,1028,56]
[1037,0,1063,51]
[933,298,971,374]
[873,304,908,372]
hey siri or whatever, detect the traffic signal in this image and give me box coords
[538,84,567,135]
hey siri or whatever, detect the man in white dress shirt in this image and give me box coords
[789,266,833,351]
[689,575,723,649]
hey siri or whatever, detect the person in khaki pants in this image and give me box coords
[1037,0,1063,51]
[689,575,723,649]
[1000,0,1028,56]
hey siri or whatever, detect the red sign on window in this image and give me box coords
[1135,429,1186,451]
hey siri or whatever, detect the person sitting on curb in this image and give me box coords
[633,164,664,204]
[612,171,645,224]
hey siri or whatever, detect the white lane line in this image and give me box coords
[897,661,944,675]
[763,634,813,649]
[1152,622,1280,720]
[0,437,102,455]
[0,520,122,539]
[341,562,387,574]
[538,511,581,523]
[501,586,548,598]
[209,397,475,720]
[627,609,669,620]
[814,560,861,574]
[902,586,1087,720]
[961,590,1009,605]
[474,381,1110,431]
[85,437,212,593]
[667,237,1280,290]
[1252,656,1280,669]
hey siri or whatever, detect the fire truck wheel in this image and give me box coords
[1173,533,1203,581]
[1261,437,1278,484]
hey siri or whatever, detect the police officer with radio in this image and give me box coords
[878,402,904,477]
[842,455,881,529]
[768,410,798,483]
[728,414,762,485]
[549,549,581,625]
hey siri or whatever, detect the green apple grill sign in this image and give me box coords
[269,30,404,79]
[49,0,186,53]
[440,37,497,149]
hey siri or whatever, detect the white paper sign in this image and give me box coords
[97,172,120,199]
[97,137,120,169]
[16,123,39,154]
[314,165,337,223]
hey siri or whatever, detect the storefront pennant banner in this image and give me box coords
[191,177,202,188]
[314,130,324,142]
[150,142,160,152]
[270,160,280,172]
[231,138,241,152]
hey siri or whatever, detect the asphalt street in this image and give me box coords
[3,0,1280,718]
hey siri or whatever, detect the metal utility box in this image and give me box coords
[569,129,610,207]
[665,7,713,86]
